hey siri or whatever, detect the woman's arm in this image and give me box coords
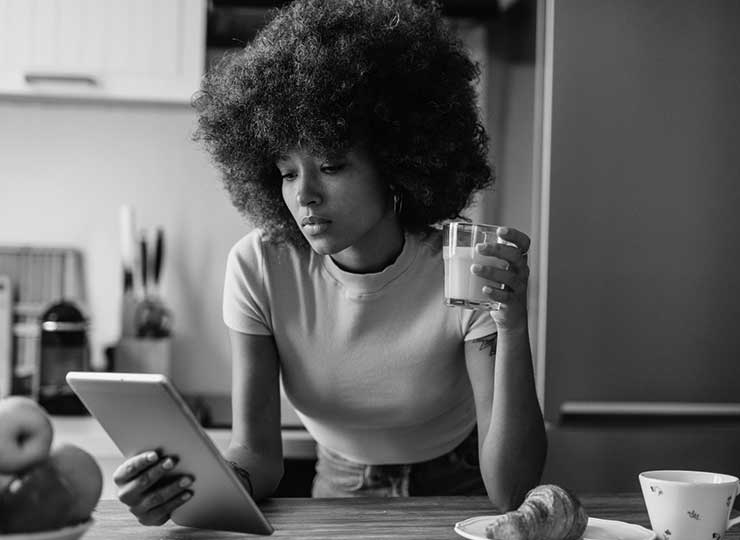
[465,327,547,512]
[222,329,284,501]
[465,226,547,510]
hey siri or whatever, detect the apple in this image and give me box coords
[0,396,53,474]
[49,443,103,524]
[0,444,103,534]
[0,458,75,533]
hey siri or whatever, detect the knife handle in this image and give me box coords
[153,227,164,288]
[140,234,148,296]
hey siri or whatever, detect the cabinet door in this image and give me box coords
[537,0,740,422]
[0,0,206,103]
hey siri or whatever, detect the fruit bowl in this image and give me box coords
[0,519,93,540]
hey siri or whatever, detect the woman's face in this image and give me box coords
[278,147,402,272]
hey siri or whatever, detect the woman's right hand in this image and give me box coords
[113,450,194,526]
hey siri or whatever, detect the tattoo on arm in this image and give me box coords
[472,334,497,358]
[228,461,254,495]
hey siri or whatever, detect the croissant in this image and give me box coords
[485,484,588,540]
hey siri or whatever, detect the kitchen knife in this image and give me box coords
[119,205,136,282]
[119,205,139,338]
[140,233,148,297]
[153,227,164,295]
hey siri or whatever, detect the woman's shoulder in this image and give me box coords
[228,228,265,262]
[229,228,309,266]
[413,226,443,254]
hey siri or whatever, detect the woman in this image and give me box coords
[112,0,546,526]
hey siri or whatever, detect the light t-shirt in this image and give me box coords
[223,227,496,464]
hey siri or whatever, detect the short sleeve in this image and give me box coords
[460,308,497,342]
[222,231,273,335]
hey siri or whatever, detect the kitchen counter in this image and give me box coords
[51,415,316,499]
[78,493,740,539]
[50,416,316,459]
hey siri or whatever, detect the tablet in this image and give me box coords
[65,371,273,535]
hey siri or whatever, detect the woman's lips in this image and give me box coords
[301,215,331,236]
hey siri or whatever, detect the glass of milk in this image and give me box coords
[442,222,515,310]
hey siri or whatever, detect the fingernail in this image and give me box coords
[482,285,493,294]
[179,477,192,488]
[182,492,192,501]
[146,452,158,463]
[470,264,481,273]
[162,458,175,470]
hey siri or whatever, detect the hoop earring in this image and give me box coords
[393,191,403,215]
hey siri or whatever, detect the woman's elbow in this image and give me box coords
[253,460,284,501]
[484,484,526,513]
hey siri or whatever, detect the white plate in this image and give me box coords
[0,519,93,540]
[454,516,656,540]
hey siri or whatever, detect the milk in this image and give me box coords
[443,246,507,310]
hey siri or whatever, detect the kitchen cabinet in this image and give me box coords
[535,0,740,424]
[541,419,740,495]
[531,0,740,492]
[0,0,206,103]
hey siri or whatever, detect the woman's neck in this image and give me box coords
[330,214,405,274]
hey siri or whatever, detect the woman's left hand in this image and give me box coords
[471,227,530,331]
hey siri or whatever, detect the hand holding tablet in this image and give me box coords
[113,448,194,526]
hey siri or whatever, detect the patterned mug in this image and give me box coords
[639,470,740,540]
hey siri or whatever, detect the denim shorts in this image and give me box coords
[311,429,486,497]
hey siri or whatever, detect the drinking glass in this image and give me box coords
[442,222,514,311]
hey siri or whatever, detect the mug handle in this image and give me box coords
[729,485,740,529]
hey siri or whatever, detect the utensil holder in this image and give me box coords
[113,337,171,377]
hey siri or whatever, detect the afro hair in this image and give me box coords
[193,0,494,246]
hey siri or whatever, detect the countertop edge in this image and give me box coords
[50,415,317,460]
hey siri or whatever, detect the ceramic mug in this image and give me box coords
[639,470,740,540]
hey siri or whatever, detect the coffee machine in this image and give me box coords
[38,300,89,414]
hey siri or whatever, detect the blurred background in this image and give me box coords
[0,0,738,498]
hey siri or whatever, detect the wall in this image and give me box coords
[0,99,249,394]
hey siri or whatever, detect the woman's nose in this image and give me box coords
[295,173,322,207]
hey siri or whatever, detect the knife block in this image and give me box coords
[113,337,172,378]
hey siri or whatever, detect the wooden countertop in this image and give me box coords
[80,493,740,540]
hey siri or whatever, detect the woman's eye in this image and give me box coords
[280,171,297,181]
[321,163,345,174]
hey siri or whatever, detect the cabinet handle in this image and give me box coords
[560,401,740,417]
[24,73,99,86]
